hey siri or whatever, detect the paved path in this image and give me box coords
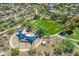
[0,51,6,56]
[0,26,17,35]
[9,34,16,48]
[9,33,43,52]
[34,8,38,14]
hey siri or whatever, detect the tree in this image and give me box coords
[17,18,25,24]
[0,24,4,31]
[53,38,76,55]
[44,51,50,56]
[34,14,40,20]
[8,28,15,34]
[36,26,45,38]
[59,39,76,53]
[22,19,33,30]
[27,47,36,56]
[11,48,19,56]
[73,49,79,56]
[54,47,63,55]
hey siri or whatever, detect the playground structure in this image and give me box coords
[16,29,37,44]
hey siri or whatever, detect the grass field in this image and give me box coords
[33,19,62,36]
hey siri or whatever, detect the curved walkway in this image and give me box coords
[0,26,17,35]
[9,33,43,52]
[9,34,16,48]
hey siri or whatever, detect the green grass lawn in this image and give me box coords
[66,27,79,40]
[33,19,62,36]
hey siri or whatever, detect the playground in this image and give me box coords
[9,24,43,52]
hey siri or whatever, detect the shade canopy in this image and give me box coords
[16,29,37,44]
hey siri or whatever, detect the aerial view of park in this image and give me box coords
[0,3,79,56]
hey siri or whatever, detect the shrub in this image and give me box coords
[59,39,76,53]
[8,28,15,34]
[11,48,19,56]
[73,49,79,56]
[27,47,36,56]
